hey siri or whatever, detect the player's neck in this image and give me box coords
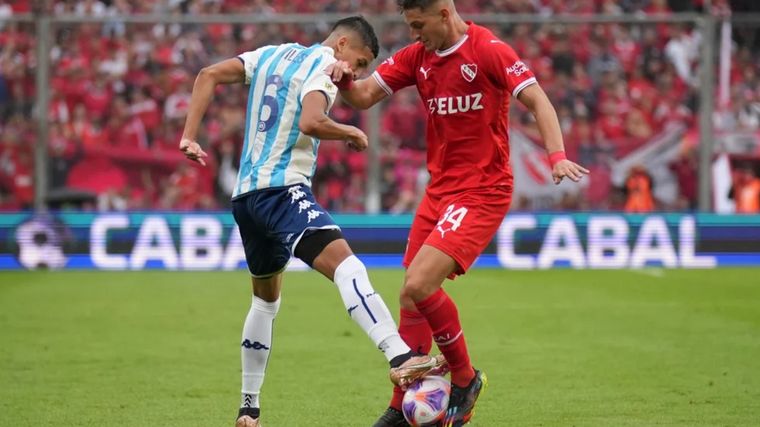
[321,37,336,51]
[321,32,342,52]
[439,18,469,51]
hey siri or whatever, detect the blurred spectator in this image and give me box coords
[159,162,216,210]
[163,74,192,121]
[129,87,161,132]
[0,1,12,31]
[624,165,656,212]
[48,121,80,189]
[215,139,239,203]
[729,164,760,213]
[381,88,426,152]
[669,148,698,210]
[664,24,701,88]
[74,0,107,16]
[97,187,129,211]
[82,75,113,122]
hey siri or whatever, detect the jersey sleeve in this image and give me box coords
[372,44,420,96]
[482,40,537,98]
[237,46,273,85]
[300,55,339,111]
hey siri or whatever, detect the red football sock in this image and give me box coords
[389,386,405,411]
[399,308,433,355]
[415,289,475,387]
[389,308,433,410]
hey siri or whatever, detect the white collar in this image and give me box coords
[436,34,469,57]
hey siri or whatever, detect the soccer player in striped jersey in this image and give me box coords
[179,16,445,427]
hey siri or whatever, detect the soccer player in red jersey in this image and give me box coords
[331,1,589,426]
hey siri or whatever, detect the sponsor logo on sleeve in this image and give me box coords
[505,60,529,77]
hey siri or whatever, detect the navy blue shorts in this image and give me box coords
[231,184,339,277]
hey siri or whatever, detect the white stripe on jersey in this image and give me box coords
[372,71,394,96]
[283,137,316,187]
[238,44,292,195]
[246,44,300,192]
[255,51,323,188]
[233,44,337,197]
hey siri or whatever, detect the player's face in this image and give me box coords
[335,36,375,79]
[402,7,448,51]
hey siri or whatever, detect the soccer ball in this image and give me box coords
[401,376,451,426]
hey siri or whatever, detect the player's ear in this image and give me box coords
[336,35,348,54]
[440,6,450,21]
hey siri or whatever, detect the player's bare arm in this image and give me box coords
[517,83,590,184]
[325,60,388,110]
[180,58,246,166]
[300,91,369,152]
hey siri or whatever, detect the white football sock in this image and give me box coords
[240,295,281,409]
[333,255,411,361]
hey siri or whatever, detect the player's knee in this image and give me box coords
[398,292,417,311]
[402,270,438,302]
[252,275,282,302]
[295,228,345,267]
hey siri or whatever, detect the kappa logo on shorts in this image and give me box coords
[288,186,306,204]
[297,200,314,213]
[306,210,323,223]
[436,204,469,238]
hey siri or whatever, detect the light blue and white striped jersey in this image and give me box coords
[233,43,339,198]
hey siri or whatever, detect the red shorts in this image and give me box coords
[403,187,512,279]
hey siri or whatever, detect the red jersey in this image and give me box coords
[373,23,537,196]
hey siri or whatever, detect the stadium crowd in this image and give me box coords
[1,0,759,212]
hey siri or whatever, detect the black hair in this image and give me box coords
[396,0,440,10]
[331,15,379,59]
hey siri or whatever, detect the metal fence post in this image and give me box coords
[363,15,386,214]
[698,14,717,212]
[34,15,51,211]
[365,103,382,214]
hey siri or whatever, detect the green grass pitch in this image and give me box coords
[1,269,759,426]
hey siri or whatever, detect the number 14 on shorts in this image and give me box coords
[436,204,469,238]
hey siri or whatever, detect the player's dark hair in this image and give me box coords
[396,0,440,11]
[331,15,379,59]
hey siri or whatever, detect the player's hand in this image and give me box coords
[345,127,368,152]
[552,159,589,184]
[179,138,208,166]
[325,60,354,88]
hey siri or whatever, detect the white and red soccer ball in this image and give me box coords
[401,376,451,426]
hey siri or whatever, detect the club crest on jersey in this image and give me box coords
[460,63,477,82]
